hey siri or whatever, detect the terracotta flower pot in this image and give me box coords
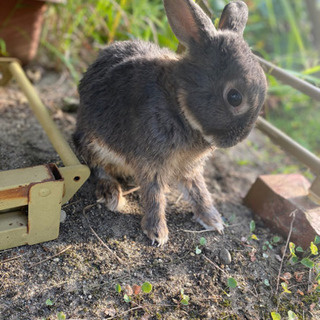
[0,0,62,64]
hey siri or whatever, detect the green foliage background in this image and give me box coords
[39,0,320,154]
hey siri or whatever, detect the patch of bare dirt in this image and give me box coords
[0,69,319,320]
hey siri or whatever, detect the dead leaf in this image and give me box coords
[294,272,304,282]
[280,272,292,282]
[296,289,304,296]
[124,284,133,296]
[133,284,141,295]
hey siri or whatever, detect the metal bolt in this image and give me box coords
[39,188,51,197]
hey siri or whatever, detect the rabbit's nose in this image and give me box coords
[227,88,242,107]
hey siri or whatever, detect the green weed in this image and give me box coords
[180,289,190,306]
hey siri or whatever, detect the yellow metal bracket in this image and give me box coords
[0,58,90,250]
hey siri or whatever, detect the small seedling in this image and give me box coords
[289,238,319,276]
[264,279,270,287]
[289,242,299,264]
[115,281,153,306]
[288,310,298,320]
[310,241,318,255]
[270,311,281,320]
[249,220,259,241]
[115,283,122,293]
[141,281,153,293]
[57,312,66,320]
[281,282,291,294]
[249,220,255,233]
[45,299,54,306]
[199,237,206,246]
[262,240,273,251]
[263,236,280,251]
[272,236,281,244]
[123,294,131,303]
[195,237,207,254]
[180,289,190,306]
[227,277,237,289]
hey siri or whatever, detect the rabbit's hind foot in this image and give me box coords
[141,216,169,246]
[96,177,126,211]
[194,207,224,234]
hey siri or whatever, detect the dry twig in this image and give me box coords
[29,245,72,268]
[180,229,214,234]
[82,204,124,264]
[275,209,297,294]
[202,254,228,275]
[122,186,140,196]
[0,255,24,265]
[174,193,184,205]
[106,304,176,320]
[106,305,144,320]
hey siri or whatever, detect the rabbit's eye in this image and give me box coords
[227,89,242,107]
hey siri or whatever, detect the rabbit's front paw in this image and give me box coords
[96,178,126,211]
[194,207,224,234]
[141,216,169,246]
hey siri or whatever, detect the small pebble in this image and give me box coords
[60,210,67,223]
[219,248,232,265]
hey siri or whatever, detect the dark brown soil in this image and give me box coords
[0,69,319,320]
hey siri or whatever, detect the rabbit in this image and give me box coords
[73,0,267,246]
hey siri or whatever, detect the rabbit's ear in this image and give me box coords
[218,1,248,35]
[163,0,217,47]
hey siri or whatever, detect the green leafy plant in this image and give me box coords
[199,237,206,246]
[57,312,66,320]
[45,298,54,306]
[115,281,153,305]
[180,289,190,306]
[281,282,292,294]
[287,310,298,320]
[263,235,281,251]
[123,294,131,303]
[248,220,259,241]
[250,220,256,233]
[227,277,237,289]
[141,281,153,293]
[195,236,207,254]
[287,236,320,293]
[289,237,319,272]
[270,310,298,320]
[270,311,281,320]
[115,283,122,293]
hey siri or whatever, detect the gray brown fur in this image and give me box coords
[74,0,267,245]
